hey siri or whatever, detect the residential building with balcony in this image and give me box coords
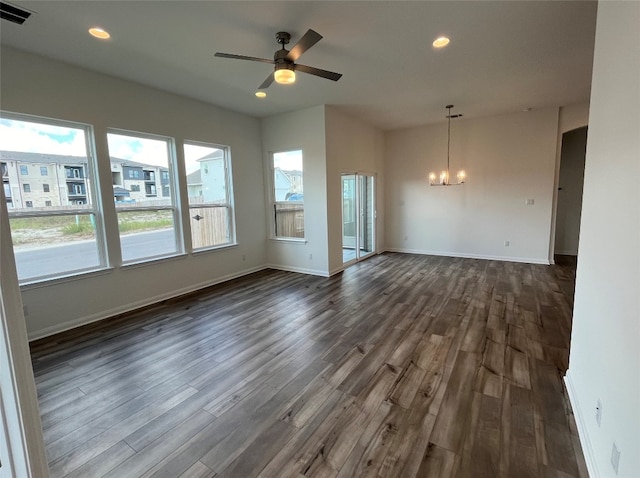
[1,151,168,208]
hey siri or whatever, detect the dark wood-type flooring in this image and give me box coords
[30,252,587,477]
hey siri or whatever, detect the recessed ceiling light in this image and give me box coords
[89,27,110,40]
[255,91,267,98]
[432,36,450,48]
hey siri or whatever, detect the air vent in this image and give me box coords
[1,2,32,25]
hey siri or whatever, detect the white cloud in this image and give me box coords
[0,120,87,156]
[274,150,303,171]
[106,133,169,168]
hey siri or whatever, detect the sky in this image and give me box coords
[0,118,87,156]
[273,150,303,171]
[0,117,219,173]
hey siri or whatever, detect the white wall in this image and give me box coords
[565,2,640,477]
[0,187,49,477]
[261,105,329,275]
[384,107,559,263]
[559,102,590,134]
[1,47,267,339]
[324,106,385,274]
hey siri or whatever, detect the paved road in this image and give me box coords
[14,229,176,280]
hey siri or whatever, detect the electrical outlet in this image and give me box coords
[504,240,510,247]
[242,254,246,261]
[309,253,313,260]
[611,442,620,475]
[596,399,602,427]
[23,304,28,317]
[526,198,535,205]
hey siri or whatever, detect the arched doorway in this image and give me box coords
[554,126,588,263]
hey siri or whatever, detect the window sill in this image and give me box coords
[269,237,307,244]
[192,242,239,255]
[121,252,187,270]
[20,266,114,291]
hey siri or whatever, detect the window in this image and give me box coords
[65,167,83,179]
[107,130,179,262]
[130,185,140,192]
[1,113,105,283]
[23,183,30,193]
[271,150,304,238]
[183,141,235,249]
[43,184,50,192]
[126,169,141,179]
[40,166,48,176]
[19,165,28,175]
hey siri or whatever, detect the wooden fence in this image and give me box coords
[275,204,304,238]
[190,205,230,248]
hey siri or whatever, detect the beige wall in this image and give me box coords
[384,107,559,263]
[325,106,385,274]
[566,2,640,476]
[1,47,266,338]
[261,105,329,275]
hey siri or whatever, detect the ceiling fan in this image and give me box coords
[214,29,342,90]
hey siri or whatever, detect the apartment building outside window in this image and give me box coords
[0,112,105,283]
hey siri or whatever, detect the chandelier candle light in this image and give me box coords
[429,104,466,186]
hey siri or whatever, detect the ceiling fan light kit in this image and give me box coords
[215,29,342,90]
[430,104,466,187]
[274,65,296,84]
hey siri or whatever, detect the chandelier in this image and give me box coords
[429,104,466,186]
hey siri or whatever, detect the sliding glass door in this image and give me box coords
[342,173,375,264]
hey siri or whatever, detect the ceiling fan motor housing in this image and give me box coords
[276,31,291,46]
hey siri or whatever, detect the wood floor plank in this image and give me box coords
[429,350,482,452]
[416,443,458,478]
[29,253,586,478]
[61,441,136,478]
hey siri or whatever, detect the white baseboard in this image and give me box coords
[265,263,330,277]
[27,265,267,341]
[384,247,551,265]
[565,370,600,478]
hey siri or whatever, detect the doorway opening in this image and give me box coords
[341,173,375,264]
[554,126,587,264]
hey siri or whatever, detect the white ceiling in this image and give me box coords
[0,1,597,130]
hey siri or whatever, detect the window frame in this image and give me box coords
[2,111,107,284]
[107,128,183,264]
[182,140,236,251]
[269,149,305,241]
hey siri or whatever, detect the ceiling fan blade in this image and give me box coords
[295,64,342,82]
[214,52,274,64]
[258,73,275,90]
[286,29,322,62]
